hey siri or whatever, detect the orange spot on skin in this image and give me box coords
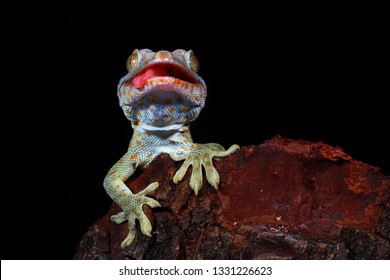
[155,77,164,83]
[193,167,199,173]
[137,111,141,117]
[136,140,142,146]
[115,185,120,189]
[130,152,140,161]
[183,139,189,143]
[190,145,195,150]
[173,79,180,86]
[168,107,175,113]
[203,153,209,158]
[108,169,117,176]
[159,53,168,60]
[147,153,153,159]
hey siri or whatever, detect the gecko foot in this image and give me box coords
[110,182,161,248]
[170,143,239,195]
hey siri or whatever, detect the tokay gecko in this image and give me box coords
[104,49,239,248]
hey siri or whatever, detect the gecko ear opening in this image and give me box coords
[126,49,140,72]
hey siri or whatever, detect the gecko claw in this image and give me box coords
[121,228,136,249]
[111,211,127,224]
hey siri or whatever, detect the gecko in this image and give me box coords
[103,49,239,248]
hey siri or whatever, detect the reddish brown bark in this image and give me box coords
[74,136,390,259]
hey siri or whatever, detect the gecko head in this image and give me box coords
[117,49,207,129]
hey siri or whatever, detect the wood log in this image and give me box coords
[74,136,390,259]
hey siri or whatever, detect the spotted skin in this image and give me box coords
[104,49,239,248]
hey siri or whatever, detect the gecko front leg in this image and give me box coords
[170,143,240,194]
[103,152,160,248]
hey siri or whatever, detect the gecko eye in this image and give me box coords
[126,49,140,72]
[188,50,199,73]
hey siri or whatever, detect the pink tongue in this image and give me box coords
[130,67,170,88]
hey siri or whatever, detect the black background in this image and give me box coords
[2,2,388,259]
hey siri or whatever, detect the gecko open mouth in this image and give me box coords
[130,63,198,88]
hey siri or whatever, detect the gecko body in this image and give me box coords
[104,49,239,248]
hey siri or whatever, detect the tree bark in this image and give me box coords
[74,136,390,260]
